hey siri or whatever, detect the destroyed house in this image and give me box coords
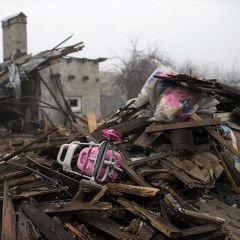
[1,12,105,124]
[40,56,106,124]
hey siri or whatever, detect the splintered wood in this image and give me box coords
[145,118,221,133]
[86,112,97,133]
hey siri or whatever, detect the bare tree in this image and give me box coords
[176,59,199,76]
[177,60,240,86]
[113,38,173,99]
[215,66,240,86]
[113,38,240,100]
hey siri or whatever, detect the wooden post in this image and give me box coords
[86,112,97,133]
[1,181,16,240]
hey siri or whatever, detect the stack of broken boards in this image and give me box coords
[1,80,240,239]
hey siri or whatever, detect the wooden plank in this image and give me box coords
[146,118,221,133]
[0,128,57,163]
[191,113,240,159]
[0,170,30,182]
[117,146,151,186]
[191,113,240,191]
[10,180,51,195]
[1,181,16,240]
[161,158,207,189]
[134,130,163,148]
[191,232,226,240]
[0,158,28,175]
[93,117,150,141]
[128,152,169,167]
[217,151,240,192]
[138,168,169,177]
[196,197,240,238]
[113,117,150,136]
[121,158,151,187]
[221,151,240,185]
[90,185,108,205]
[145,172,175,182]
[107,183,160,197]
[117,197,181,238]
[78,212,137,239]
[86,112,97,133]
[21,201,74,240]
[7,175,37,188]
[64,223,88,240]
[43,201,112,214]
[163,185,197,211]
[181,224,220,237]
[77,179,157,197]
[180,208,225,224]
[27,156,79,194]
[165,194,225,224]
[17,207,34,240]
[133,220,156,240]
[10,186,65,199]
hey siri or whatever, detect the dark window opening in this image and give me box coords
[83,76,89,81]
[69,99,78,107]
[68,75,75,80]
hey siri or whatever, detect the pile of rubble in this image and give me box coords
[1,62,240,239]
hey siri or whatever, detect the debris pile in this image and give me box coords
[1,69,240,240]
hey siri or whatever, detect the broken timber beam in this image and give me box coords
[93,117,150,141]
[164,194,225,224]
[118,147,151,186]
[128,152,169,167]
[77,212,137,239]
[77,179,158,197]
[145,118,221,133]
[21,201,74,240]
[181,224,220,238]
[107,183,160,197]
[191,113,240,191]
[64,223,87,240]
[86,112,97,133]
[121,158,151,186]
[1,181,16,240]
[134,131,163,148]
[117,197,181,238]
[89,185,108,205]
[191,113,240,159]
[27,156,79,194]
[17,207,35,240]
[43,201,112,214]
[0,128,57,163]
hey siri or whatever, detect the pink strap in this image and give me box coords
[102,129,122,140]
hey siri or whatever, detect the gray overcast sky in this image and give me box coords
[1,0,240,71]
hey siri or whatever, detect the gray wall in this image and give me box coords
[100,71,127,116]
[40,57,101,124]
[2,13,27,61]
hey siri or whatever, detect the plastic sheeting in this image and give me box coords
[8,63,21,98]
[130,66,219,122]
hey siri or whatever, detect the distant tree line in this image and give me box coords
[113,38,240,99]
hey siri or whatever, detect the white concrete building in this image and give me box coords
[40,57,105,124]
